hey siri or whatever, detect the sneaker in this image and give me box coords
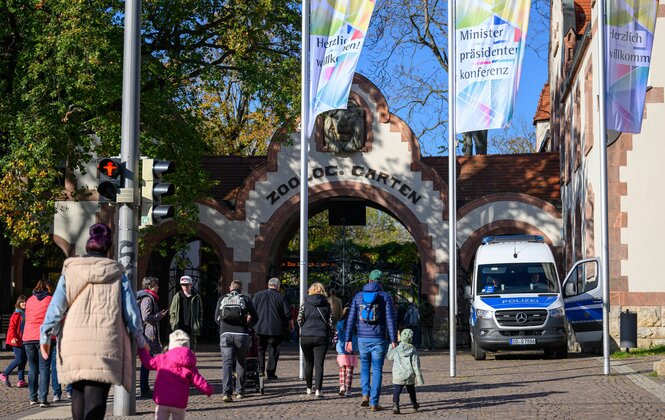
[370,405,383,412]
[64,391,71,399]
[360,395,370,407]
[17,380,28,388]
[53,395,61,403]
[315,389,323,398]
[234,393,244,400]
[392,403,401,414]
[0,373,10,387]
[40,401,50,408]
[267,374,278,380]
[412,401,420,411]
[222,394,233,403]
[139,389,152,399]
[29,400,38,406]
[338,388,346,397]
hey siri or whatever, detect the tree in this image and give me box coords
[0,0,301,246]
[361,0,549,155]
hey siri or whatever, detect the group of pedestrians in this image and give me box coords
[1,222,432,418]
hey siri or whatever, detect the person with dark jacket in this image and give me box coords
[298,282,333,397]
[253,277,292,379]
[345,269,397,411]
[215,280,259,402]
[137,276,167,397]
[170,275,203,350]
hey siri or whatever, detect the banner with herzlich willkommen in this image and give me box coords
[606,0,658,134]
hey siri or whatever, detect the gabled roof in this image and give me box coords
[201,153,561,210]
[533,83,551,124]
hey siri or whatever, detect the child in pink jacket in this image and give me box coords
[138,330,213,420]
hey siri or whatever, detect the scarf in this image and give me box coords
[145,289,159,302]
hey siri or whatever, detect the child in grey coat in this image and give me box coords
[387,328,424,414]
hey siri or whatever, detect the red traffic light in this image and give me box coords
[98,158,121,178]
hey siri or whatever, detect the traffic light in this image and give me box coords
[97,158,123,202]
[140,158,175,226]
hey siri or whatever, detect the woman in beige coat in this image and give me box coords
[40,224,146,420]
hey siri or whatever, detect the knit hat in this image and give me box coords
[369,269,382,281]
[180,275,193,285]
[169,330,190,349]
[400,328,414,344]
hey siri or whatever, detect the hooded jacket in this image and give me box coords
[298,294,332,337]
[22,291,52,344]
[387,329,424,385]
[345,281,397,343]
[138,346,213,409]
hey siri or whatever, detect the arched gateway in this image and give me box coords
[134,74,562,344]
[7,74,561,342]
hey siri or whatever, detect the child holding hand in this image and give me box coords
[138,330,213,420]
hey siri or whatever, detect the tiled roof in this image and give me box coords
[575,1,592,35]
[200,156,266,202]
[202,153,561,209]
[421,153,560,207]
[533,83,551,124]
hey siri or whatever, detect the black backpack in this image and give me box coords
[217,291,248,326]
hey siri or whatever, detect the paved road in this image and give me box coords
[2,343,665,419]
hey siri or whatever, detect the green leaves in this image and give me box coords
[0,0,300,247]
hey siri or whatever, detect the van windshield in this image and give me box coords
[477,263,559,295]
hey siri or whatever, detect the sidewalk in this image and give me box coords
[2,342,665,419]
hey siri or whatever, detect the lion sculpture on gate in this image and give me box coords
[323,101,365,153]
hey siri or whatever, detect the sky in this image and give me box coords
[355,3,550,156]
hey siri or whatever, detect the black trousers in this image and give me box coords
[300,336,328,391]
[393,384,417,404]
[70,380,111,420]
[258,334,283,376]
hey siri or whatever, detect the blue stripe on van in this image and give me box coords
[565,299,603,322]
[479,296,557,309]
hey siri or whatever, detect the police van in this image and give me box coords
[465,235,569,360]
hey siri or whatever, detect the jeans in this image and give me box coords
[25,342,54,403]
[258,334,283,376]
[300,336,328,391]
[220,333,250,396]
[51,345,62,397]
[358,339,388,407]
[3,346,27,381]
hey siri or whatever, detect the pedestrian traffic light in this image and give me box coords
[97,158,123,202]
[140,158,175,226]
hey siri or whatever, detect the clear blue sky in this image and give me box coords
[355,5,549,155]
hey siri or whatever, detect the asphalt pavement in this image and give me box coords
[2,342,665,419]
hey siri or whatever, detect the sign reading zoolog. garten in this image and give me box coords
[265,165,422,207]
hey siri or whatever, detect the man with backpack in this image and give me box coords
[215,279,259,402]
[344,269,397,411]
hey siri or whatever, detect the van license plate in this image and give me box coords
[510,338,536,345]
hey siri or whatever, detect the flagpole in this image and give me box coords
[597,0,611,376]
[299,0,310,380]
[447,0,458,378]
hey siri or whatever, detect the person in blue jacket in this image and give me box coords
[344,269,397,411]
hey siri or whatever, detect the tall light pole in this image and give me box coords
[114,0,141,414]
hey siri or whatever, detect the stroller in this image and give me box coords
[235,329,264,395]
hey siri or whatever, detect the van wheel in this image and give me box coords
[553,345,568,359]
[472,337,486,360]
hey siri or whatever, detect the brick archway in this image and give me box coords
[249,181,446,298]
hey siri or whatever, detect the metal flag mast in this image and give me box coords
[596,0,611,376]
[299,0,311,380]
[447,0,458,378]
